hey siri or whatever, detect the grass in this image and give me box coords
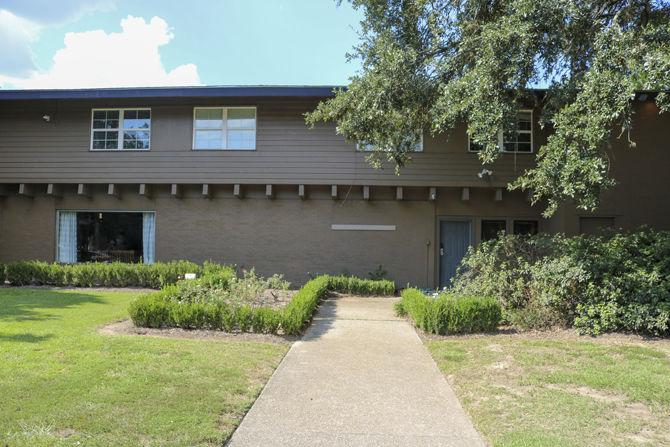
[427,334,670,447]
[0,288,288,447]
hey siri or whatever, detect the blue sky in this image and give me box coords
[0,0,363,89]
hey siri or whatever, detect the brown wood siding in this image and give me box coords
[0,97,539,186]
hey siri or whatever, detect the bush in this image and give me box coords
[398,288,501,334]
[129,274,396,335]
[281,276,330,335]
[326,275,395,296]
[3,260,201,288]
[453,228,670,335]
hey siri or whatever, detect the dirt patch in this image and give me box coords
[99,319,298,344]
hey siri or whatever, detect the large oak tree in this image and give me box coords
[306,0,670,216]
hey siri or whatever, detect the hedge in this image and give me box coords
[2,260,203,288]
[397,288,501,335]
[129,275,396,335]
[325,275,395,296]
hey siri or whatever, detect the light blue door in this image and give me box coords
[439,220,472,288]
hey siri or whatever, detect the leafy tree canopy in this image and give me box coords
[306,0,670,216]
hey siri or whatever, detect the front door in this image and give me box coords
[439,219,472,288]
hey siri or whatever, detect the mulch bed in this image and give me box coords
[99,319,299,344]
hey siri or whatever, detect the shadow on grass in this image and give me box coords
[0,332,55,343]
[0,288,105,322]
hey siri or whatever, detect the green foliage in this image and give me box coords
[3,260,201,288]
[399,288,502,335]
[393,300,407,317]
[307,0,670,215]
[326,275,395,295]
[281,276,331,335]
[453,229,670,335]
[129,274,396,335]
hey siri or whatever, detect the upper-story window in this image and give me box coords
[469,110,533,153]
[91,109,151,150]
[356,133,423,152]
[193,107,256,150]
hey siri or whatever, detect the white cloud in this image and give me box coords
[0,9,40,76]
[0,0,113,78]
[0,15,201,89]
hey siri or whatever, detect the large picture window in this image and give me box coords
[468,111,533,153]
[57,211,155,264]
[91,109,151,150]
[193,107,256,150]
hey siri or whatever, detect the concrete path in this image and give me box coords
[227,295,486,447]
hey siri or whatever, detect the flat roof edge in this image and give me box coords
[0,85,342,100]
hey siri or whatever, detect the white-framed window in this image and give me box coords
[468,110,533,153]
[90,108,151,150]
[356,133,423,152]
[193,107,256,150]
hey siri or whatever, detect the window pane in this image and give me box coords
[105,140,118,149]
[228,130,255,149]
[136,139,150,149]
[227,108,256,129]
[195,109,223,128]
[138,110,150,119]
[513,220,538,235]
[518,112,532,129]
[92,140,106,149]
[516,143,532,152]
[106,110,119,119]
[123,110,150,129]
[106,119,119,129]
[124,118,150,129]
[517,132,531,143]
[93,111,106,119]
[503,142,516,152]
[123,139,137,149]
[93,131,106,139]
[194,130,224,149]
[93,119,106,129]
[106,131,118,140]
[481,220,506,241]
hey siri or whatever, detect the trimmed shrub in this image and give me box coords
[128,274,396,335]
[326,275,395,296]
[453,228,670,335]
[399,288,501,335]
[281,276,330,335]
[3,260,201,288]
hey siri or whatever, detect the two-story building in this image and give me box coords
[0,86,668,287]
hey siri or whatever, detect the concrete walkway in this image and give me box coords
[227,295,486,447]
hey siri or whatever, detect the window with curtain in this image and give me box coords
[192,107,256,150]
[57,211,77,263]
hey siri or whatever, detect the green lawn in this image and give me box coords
[428,335,670,447]
[0,288,288,447]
